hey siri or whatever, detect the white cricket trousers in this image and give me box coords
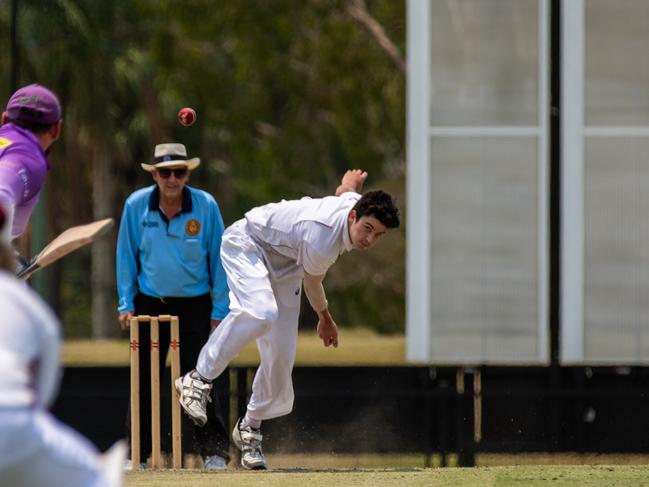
[0,408,110,487]
[196,219,302,421]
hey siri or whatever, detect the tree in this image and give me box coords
[3,0,407,335]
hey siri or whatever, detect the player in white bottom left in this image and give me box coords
[0,206,125,487]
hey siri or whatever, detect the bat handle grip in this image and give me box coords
[15,256,35,279]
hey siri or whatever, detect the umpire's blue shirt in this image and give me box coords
[116,185,229,320]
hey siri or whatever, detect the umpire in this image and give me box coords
[116,143,230,469]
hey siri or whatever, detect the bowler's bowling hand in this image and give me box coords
[335,169,368,196]
[317,315,339,348]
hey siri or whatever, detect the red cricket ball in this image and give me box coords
[178,107,197,126]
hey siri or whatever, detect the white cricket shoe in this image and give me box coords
[232,418,267,470]
[102,440,127,487]
[175,370,212,426]
[203,454,228,470]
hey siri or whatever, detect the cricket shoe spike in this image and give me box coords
[175,370,212,427]
[102,440,127,487]
[232,418,267,470]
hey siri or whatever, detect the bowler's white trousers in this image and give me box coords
[196,219,302,421]
[0,408,108,487]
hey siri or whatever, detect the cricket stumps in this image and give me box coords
[129,315,182,469]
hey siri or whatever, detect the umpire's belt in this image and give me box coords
[138,292,210,305]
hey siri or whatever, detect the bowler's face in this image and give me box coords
[347,210,387,250]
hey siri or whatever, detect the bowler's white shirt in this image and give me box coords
[244,192,360,278]
[0,270,60,408]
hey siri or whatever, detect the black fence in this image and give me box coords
[52,365,649,466]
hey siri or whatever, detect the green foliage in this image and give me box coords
[59,253,93,338]
[0,0,406,336]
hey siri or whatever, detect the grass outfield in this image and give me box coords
[125,465,649,487]
[62,328,408,366]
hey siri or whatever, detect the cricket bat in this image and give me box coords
[16,218,114,280]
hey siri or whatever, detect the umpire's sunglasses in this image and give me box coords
[157,168,188,179]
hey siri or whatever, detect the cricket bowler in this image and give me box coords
[176,169,400,469]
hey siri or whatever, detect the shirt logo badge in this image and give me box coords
[143,221,159,227]
[186,219,201,236]
[0,137,12,148]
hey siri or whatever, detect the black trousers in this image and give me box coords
[126,292,229,461]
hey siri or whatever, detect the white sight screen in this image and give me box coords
[406,0,548,364]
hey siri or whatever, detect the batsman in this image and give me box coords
[176,169,400,469]
[0,84,62,250]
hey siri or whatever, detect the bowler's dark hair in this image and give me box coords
[353,190,400,229]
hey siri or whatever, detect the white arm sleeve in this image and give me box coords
[303,273,328,313]
[302,242,334,277]
[34,312,61,408]
[0,273,61,408]
[25,289,61,408]
[26,283,61,408]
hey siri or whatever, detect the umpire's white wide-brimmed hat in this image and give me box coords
[141,143,200,172]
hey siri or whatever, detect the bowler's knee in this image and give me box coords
[248,301,279,324]
[240,306,278,336]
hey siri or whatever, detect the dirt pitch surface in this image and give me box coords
[125,465,649,487]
